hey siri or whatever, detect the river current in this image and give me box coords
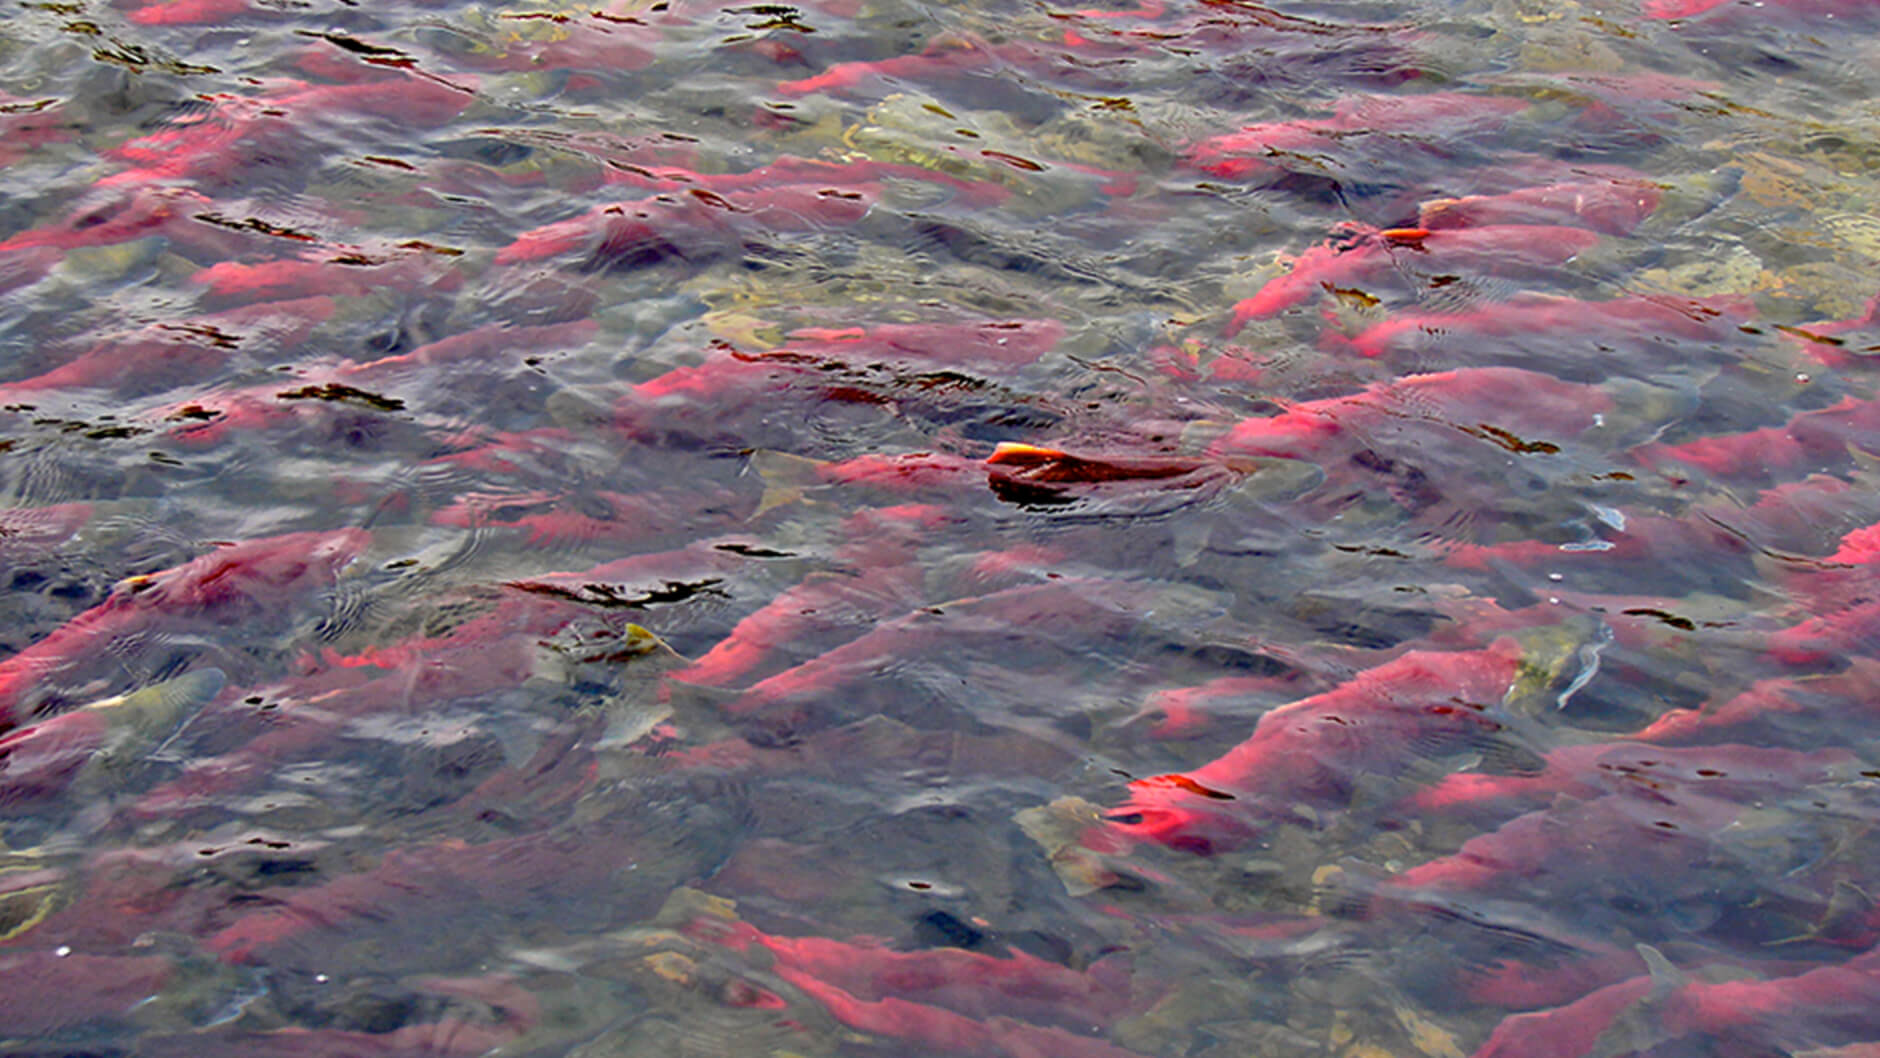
[2,1,1880,1056]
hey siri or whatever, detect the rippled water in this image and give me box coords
[4,1,1880,1055]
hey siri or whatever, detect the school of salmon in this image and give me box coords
[3,0,1880,1054]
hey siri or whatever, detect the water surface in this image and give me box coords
[3,1,1880,1055]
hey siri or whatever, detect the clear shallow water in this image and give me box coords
[4,1,1880,1055]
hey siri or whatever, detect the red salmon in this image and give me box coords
[428,485,739,548]
[192,251,461,306]
[1407,741,1854,820]
[2,296,335,403]
[1418,174,1662,234]
[1208,366,1611,463]
[1628,659,1880,744]
[984,442,1239,500]
[0,184,224,255]
[613,319,1062,443]
[1474,946,1880,1058]
[495,183,880,268]
[0,951,172,1036]
[0,528,367,732]
[157,319,593,444]
[1329,292,1753,360]
[1227,223,1600,331]
[1102,640,1527,854]
[104,77,472,188]
[666,507,936,691]
[1188,93,1529,181]
[1644,0,1877,17]
[602,156,1010,206]
[0,93,70,168]
[696,916,1134,1031]
[1638,394,1880,482]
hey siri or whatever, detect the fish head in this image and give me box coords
[1103,772,1264,855]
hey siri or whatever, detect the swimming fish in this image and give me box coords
[1227,223,1600,332]
[1327,292,1753,362]
[1101,639,1529,854]
[1187,92,1529,181]
[0,528,368,733]
[1417,174,1662,235]
[495,183,881,268]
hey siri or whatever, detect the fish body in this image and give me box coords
[1208,366,1611,463]
[776,41,1010,98]
[157,319,593,443]
[666,509,935,691]
[685,914,1152,1058]
[0,528,367,732]
[1418,175,1662,234]
[1474,947,1880,1058]
[1332,292,1752,361]
[0,184,222,255]
[206,825,661,966]
[342,319,599,382]
[776,965,1155,1058]
[192,252,460,306]
[501,537,753,611]
[1782,291,1880,368]
[699,917,1133,1031]
[125,593,606,818]
[0,94,70,168]
[421,427,586,475]
[0,503,92,558]
[429,485,736,548]
[3,296,335,403]
[718,579,1148,741]
[1765,598,1880,666]
[1375,787,1816,939]
[1188,93,1529,181]
[985,442,1226,484]
[1639,394,1880,482]
[129,0,261,23]
[1134,672,1321,739]
[103,78,472,188]
[0,950,172,1035]
[1227,223,1600,331]
[1627,661,1880,745]
[1446,472,1878,577]
[613,319,1061,444]
[818,451,988,493]
[1644,0,1877,17]
[1407,741,1855,820]
[983,442,1239,508]
[1103,640,1527,854]
[0,669,226,811]
[495,183,880,268]
[602,155,1011,206]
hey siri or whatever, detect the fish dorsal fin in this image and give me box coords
[1583,945,1685,1058]
[1636,943,1687,999]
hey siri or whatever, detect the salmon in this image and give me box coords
[1417,175,1662,235]
[1474,947,1880,1058]
[1188,93,1529,181]
[1227,223,1600,332]
[0,528,368,732]
[1330,292,1753,361]
[2,297,335,402]
[495,183,880,268]
[1208,366,1611,463]
[1101,640,1528,854]
[1639,394,1880,482]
